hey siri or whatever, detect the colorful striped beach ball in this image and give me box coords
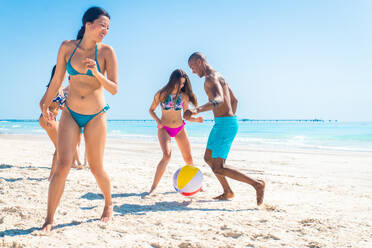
[173,165,203,196]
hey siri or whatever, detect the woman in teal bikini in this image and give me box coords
[148,69,203,195]
[41,7,118,233]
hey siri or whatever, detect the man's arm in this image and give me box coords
[195,77,224,114]
[229,87,238,114]
[182,94,203,122]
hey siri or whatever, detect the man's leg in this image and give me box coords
[204,149,234,200]
[211,157,265,205]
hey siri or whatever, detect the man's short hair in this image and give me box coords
[188,52,206,63]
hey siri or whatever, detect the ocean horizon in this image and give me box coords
[1,119,371,153]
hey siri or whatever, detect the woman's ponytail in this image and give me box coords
[76,26,85,40]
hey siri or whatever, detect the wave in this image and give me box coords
[234,136,372,152]
[0,119,38,122]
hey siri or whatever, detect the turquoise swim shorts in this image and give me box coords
[206,116,238,159]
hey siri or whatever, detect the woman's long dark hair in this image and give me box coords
[158,69,198,107]
[76,7,110,39]
[46,65,56,88]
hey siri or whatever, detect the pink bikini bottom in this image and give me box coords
[163,121,186,137]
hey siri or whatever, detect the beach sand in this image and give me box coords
[0,134,371,247]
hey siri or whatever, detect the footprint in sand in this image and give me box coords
[98,224,107,229]
[220,225,243,239]
[178,242,201,248]
[263,203,285,212]
[31,229,53,237]
[222,231,243,238]
[150,243,162,248]
[251,233,280,241]
[220,224,229,230]
[2,206,21,213]
[1,241,25,248]
[299,218,322,226]
[306,241,323,248]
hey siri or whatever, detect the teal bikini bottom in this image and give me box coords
[66,104,110,133]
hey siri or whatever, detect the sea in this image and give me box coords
[1,119,372,152]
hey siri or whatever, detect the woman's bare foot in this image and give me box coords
[100,204,113,222]
[148,186,157,196]
[71,162,84,170]
[76,165,84,170]
[255,180,265,206]
[41,221,53,234]
[213,192,235,200]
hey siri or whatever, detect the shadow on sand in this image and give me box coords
[0,219,99,238]
[0,177,47,182]
[113,201,256,216]
[0,164,12,170]
[81,192,149,200]
[0,164,48,182]
[0,164,50,170]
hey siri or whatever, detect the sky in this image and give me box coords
[0,0,371,121]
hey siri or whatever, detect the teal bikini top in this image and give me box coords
[66,40,101,77]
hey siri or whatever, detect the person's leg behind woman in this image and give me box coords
[39,115,59,180]
[72,132,84,169]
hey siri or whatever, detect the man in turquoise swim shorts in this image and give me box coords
[184,52,265,205]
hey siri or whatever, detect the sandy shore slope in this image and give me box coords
[0,134,371,247]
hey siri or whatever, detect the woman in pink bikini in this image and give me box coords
[149,69,203,195]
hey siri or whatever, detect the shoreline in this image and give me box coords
[1,133,372,156]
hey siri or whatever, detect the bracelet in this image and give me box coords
[210,99,219,107]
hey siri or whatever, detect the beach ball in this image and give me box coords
[173,165,203,196]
